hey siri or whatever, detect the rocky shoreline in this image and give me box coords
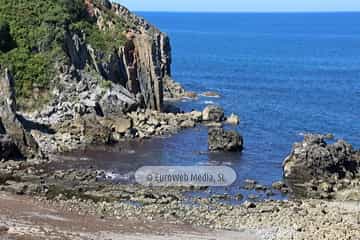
[1,157,360,240]
[1,1,360,240]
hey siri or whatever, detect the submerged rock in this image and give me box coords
[201,91,221,98]
[208,127,243,152]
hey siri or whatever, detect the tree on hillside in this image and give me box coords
[0,20,15,52]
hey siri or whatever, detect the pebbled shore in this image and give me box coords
[1,160,360,240]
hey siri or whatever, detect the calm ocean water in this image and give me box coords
[58,13,360,199]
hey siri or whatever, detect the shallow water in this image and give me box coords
[55,13,360,200]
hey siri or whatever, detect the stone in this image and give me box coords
[0,224,9,233]
[100,117,132,134]
[243,201,256,209]
[208,127,243,152]
[190,111,202,122]
[0,66,39,159]
[99,85,138,116]
[163,77,188,100]
[202,105,225,122]
[183,91,197,99]
[272,181,287,190]
[55,117,112,147]
[283,134,360,198]
[4,180,28,195]
[255,184,267,191]
[226,113,240,125]
[113,118,132,134]
[64,32,88,69]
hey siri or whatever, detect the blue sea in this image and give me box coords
[59,13,360,200]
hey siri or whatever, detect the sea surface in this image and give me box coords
[57,13,360,200]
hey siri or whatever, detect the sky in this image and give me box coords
[116,0,360,13]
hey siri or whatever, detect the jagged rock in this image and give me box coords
[0,66,39,159]
[283,134,360,182]
[283,134,360,198]
[0,134,18,159]
[203,105,225,122]
[180,119,196,129]
[243,201,256,209]
[55,116,112,149]
[163,77,186,99]
[226,113,240,125]
[272,181,287,190]
[64,32,88,69]
[100,117,132,134]
[208,127,243,152]
[190,111,203,122]
[202,91,221,98]
[0,224,9,233]
[3,180,28,195]
[99,85,138,116]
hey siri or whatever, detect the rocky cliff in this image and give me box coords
[0,0,176,118]
[0,0,193,157]
[43,0,173,124]
[61,1,172,113]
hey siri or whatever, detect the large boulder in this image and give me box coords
[202,105,225,122]
[208,127,243,152]
[0,66,39,159]
[283,134,360,199]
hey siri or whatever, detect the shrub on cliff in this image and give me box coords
[0,0,126,111]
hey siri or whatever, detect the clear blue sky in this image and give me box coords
[116,0,360,12]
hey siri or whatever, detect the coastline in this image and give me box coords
[1,2,360,240]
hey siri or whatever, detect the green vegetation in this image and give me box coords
[0,0,127,111]
[70,20,126,55]
[100,79,112,90]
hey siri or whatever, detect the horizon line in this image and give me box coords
[133,10,360,14]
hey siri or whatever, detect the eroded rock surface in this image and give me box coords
[0,66,39,159]
[283,134,360,199]
[202,105,225,122]
[208,127,243,152]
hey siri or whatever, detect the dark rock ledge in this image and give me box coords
[283,134,360,200]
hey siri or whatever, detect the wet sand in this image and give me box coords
[0,192,260,240]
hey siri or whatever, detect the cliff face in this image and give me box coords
[0,0,186,157]
[1,0,174,121]
[60,0,171,115]
[0,65,39,159]
[111,3,172,111]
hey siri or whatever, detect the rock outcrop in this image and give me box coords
[202,105,225,122]
[0,66,39,159]
[34,0,184,126]
[208,127,244,152]
[283,134,360,199]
